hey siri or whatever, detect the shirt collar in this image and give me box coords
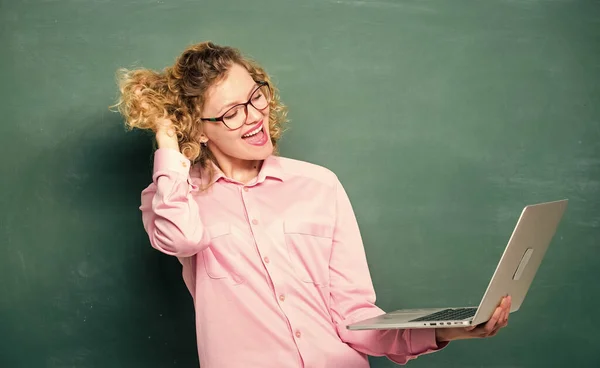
[256,155,287,184]
[192,155,287,187]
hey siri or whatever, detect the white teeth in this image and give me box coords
[242,125,262,138]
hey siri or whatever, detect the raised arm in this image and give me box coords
[116,69,210,257]
[139,120,209,257]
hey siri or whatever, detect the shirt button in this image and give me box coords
[295,331,301,338]
[264,256,270,264]
[243,187,249,192]
[252,219,259,225]
[279,294,285,302]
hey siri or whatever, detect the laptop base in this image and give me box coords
[347,307,476,330]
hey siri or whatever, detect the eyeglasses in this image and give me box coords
[200,81,271,130]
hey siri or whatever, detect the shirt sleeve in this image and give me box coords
[139,148,209,257]
[328,177,448,365]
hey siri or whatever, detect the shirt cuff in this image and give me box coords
[153,148,191,177]
[410,328,449,352]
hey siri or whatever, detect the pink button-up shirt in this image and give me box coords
[140,149,445,368]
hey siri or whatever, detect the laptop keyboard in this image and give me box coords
[409,308,477,322]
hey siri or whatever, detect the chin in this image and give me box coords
[247,141,274,160]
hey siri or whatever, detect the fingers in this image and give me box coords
[498,310,506,326]
[499,310,508,327]
[501,295,511,325]
[488,327,500,337]
[488,313,508,337]
[471,296,510,337]
[156,118,176,134]
[133,86,151,110]
[465,325,478,332]
[494,295,510,323]
[494,296,510,327]
[483,305,503,334]
[457,296,512,340]
[484,296,511,334]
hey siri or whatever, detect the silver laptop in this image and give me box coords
[347,199,568,330]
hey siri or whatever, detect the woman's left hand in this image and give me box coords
[435,295,511,343]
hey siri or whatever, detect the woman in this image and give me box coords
[115,41,511,368]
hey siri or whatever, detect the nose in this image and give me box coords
[244,103,264,125]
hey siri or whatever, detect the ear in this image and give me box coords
[199,133,209,145]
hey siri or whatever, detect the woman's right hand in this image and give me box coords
[133,85,180,152]
[155,117,180,151]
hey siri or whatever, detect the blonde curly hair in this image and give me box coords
[113,41,288,182]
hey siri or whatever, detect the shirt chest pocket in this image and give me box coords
[201,223,248,285]
[284,221,334,287]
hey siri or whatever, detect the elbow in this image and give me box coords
[149,227,206,258]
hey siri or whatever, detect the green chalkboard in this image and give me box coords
[1,0,599,367]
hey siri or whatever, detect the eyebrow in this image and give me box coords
[214,83,259,116]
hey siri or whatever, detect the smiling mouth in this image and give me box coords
[242,123,263,138]
[241,121,268,146]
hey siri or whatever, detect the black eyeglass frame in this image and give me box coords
[200,81,270,130]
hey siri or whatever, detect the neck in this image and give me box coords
[214,156,262,184]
